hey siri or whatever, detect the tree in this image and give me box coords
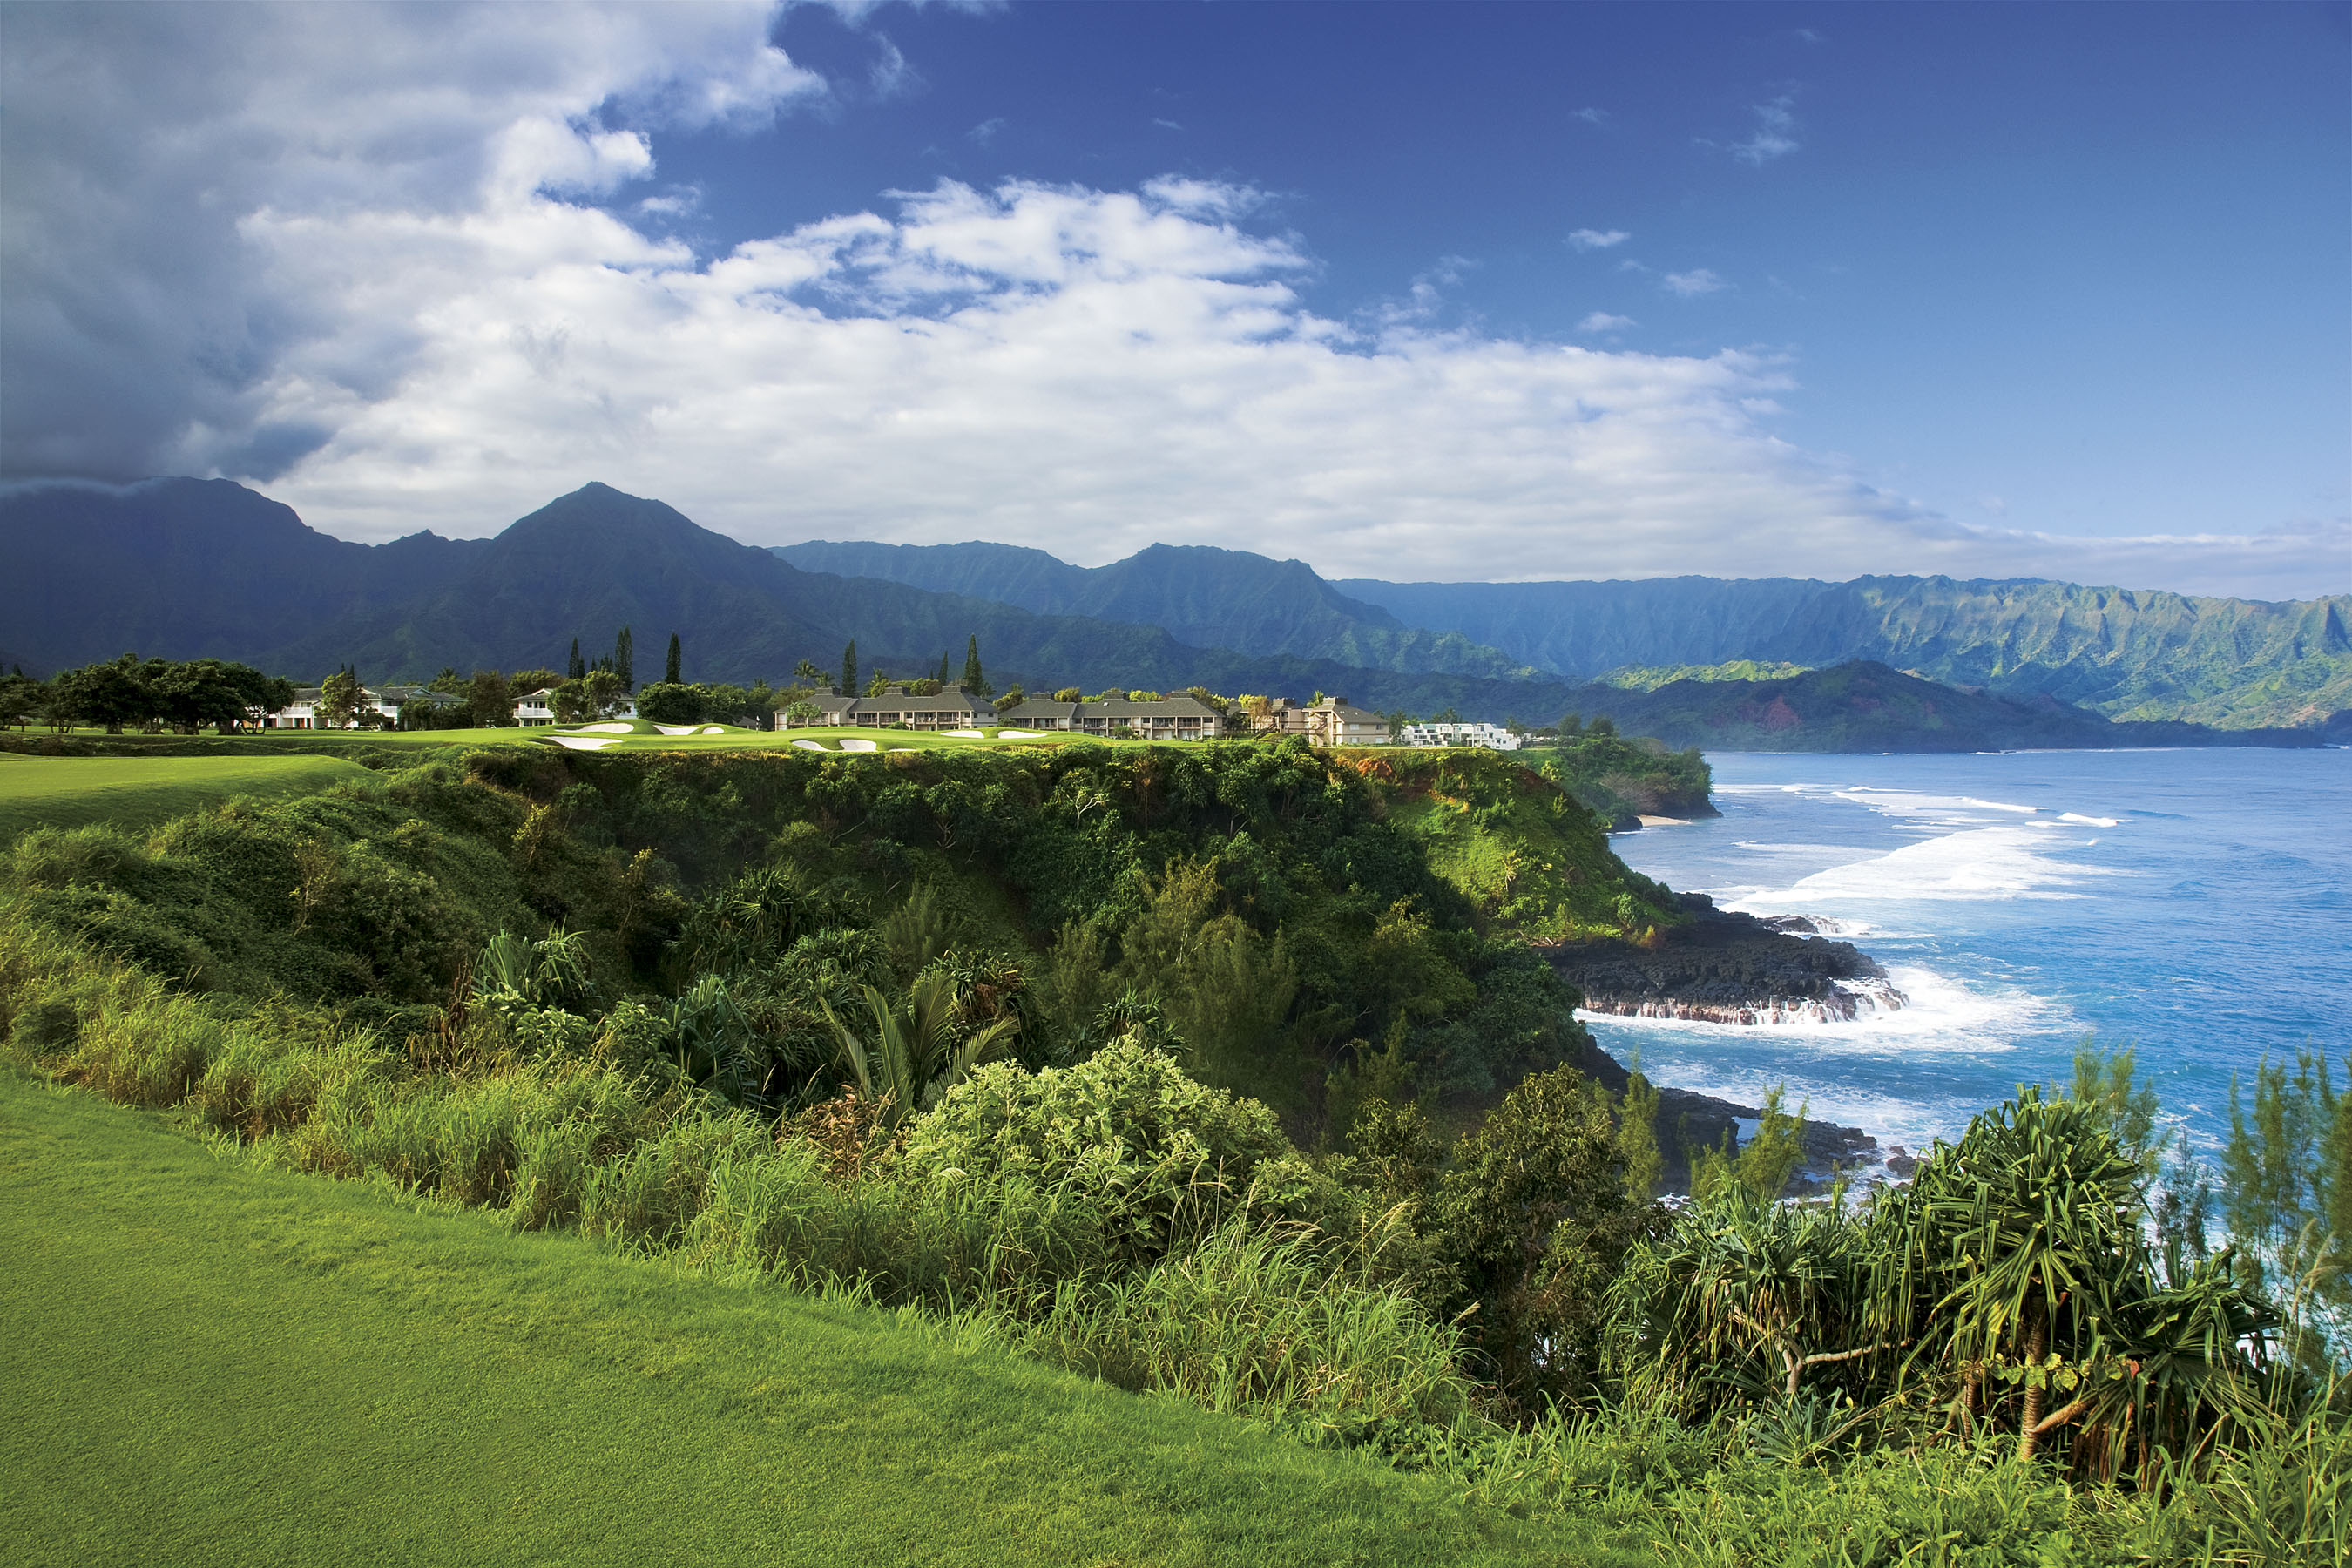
[634,682,703,726]
[1587,715,1617,738]
[0,674,39,731]
[794,658,823,684]
[705,683,753,726]
[1053,687,1083,703]
[55,656,152,733]
[745,679,774,730]
[551,669,627,724]
[994,685,1025,713]
[1557,713,1584,737]
[429,666,464,693]
[1430,1064,1646,1405]
[567,639,585,681]
[665,632,682,686]
[866,669,893,697]
[615,625,634,692]
[841,639,857,698]
[465,669,513,727]
[316,669,366,729]
[961,636,992,699]
[936,650,952,686]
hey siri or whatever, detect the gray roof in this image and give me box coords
[997,698,1081,720]
[1083,694,1220,719]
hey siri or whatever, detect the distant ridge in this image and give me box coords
[1334,573,2352,730]
[775,539,1535,679]
[0,477,2331,747]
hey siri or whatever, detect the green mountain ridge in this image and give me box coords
[3,479,2332,747]
[1335,572,2352,730]
[774,539,1538,679]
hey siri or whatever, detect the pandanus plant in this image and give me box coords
[1879,1088,2273,1470]
[822,970,1019,1128]
[470,925,593,1013]
[1619,1083,2276,1477]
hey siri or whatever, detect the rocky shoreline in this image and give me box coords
[1541,893,1908,1025]
[1551,893,1902,1193]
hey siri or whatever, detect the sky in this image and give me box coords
[3,0,2347,598]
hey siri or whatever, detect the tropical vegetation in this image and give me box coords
[0,737,2342,1563]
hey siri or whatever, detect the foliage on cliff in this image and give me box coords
[0,740,1675,1127]
[1521,729,1716,828]
[1340,747,1683,943]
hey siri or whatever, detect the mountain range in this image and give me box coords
[3,477,2339,748]
[779,538,2349,731]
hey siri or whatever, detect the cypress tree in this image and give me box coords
[666,632,682,685]
[936,650,952,686]
[615,626,634,692]
[841,639,857,698]
[567,639,585,680]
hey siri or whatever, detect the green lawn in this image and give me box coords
[0,752,378,842]
[0,1074,1637,1568]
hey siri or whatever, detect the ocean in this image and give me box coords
[1578,747,2352,1166]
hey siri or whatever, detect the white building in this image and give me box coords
[515,687,635,726]
[1398,720,1523,751]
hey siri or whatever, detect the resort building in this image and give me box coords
[513,688,637,726]
[258,683,465,728]
[1242,695,1389,745]
[793,686,1228,740]
[1397,720,1523,751]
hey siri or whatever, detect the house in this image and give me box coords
[259,685,390,729]
[1301,696,1390,747]
[780,693,861,727]
[992,697,1083,731]
[786,687,1228,740]
[848,686,988,732]
[375,685,464,727]
[513,687,636,726]
[1398,720,1523,752]
[1071,694,1227,741]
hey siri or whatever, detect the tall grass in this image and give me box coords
[8,903,2345,1565]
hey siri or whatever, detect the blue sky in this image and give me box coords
[3,1,2346,596]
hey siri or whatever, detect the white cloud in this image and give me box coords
[1662,268,1727,297]
[0,0,819,482]
[1571,107,1609,125]
[966,116,1005,145]
[1732,93,1801,166]
[1577,312,1636,334]
[1567,228,1631,252]
[1152,118,1184,132]
[3,7,2335,600]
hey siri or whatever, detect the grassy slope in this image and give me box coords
[0,753,377,841]
[0,1073,1629,1568]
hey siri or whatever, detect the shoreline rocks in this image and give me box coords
[1540,892,1908,1025]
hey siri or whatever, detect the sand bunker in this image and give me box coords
[652,723,702,736]
[944,728,985,739]
[997,728,1044,739]
[791,740,828,752]
[545,735,620,751]
[699,727,727,735]
[837,738,879,753]
[575,722,636,734]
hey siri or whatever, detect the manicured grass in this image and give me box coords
[0,752,377,842]
[0,1074,1639,1568]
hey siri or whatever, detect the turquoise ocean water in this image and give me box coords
[1579,747,2352,1164]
